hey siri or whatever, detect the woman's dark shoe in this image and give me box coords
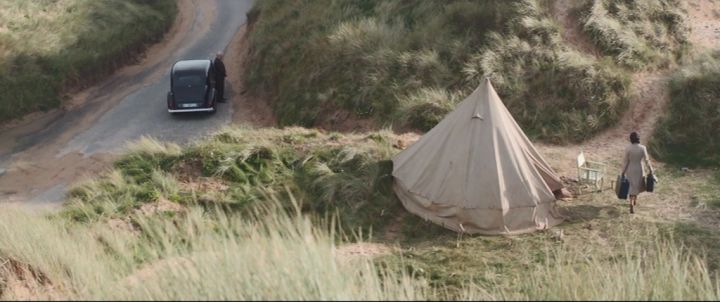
[630,205,635,214]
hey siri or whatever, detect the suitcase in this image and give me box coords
[645,174,655,192]
[615,175,629,200]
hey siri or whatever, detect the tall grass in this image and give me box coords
[0,0,176,122]
[514,241,720,300]
[0,202,426,300]
[246,0,639,143]
[63,127,402,233]
[2,203,719,299]
[651,52,720,167]
[579,0,689,69]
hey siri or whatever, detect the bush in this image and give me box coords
[651,52,720,167]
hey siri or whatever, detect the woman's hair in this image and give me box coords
[629,132,640,144]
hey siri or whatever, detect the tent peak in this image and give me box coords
[480,77,495,96]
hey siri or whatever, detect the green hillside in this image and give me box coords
[652,52,720,167]
[581,0,689,68]
[246,0,687,143]
[63,127,401,233]
[0,0,176,123]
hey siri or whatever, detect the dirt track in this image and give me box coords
[0,0,258,207]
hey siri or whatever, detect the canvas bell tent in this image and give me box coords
[392,78,564,235]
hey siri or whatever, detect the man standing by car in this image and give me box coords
[214,51,227,102]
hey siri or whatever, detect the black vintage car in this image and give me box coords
[167,59,217,114]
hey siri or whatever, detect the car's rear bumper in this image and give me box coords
[168,107,215,113]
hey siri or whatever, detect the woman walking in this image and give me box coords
[622,132,654,214]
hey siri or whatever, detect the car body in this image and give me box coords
[167,59,217,114]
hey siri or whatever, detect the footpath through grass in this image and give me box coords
[0,0,176,123]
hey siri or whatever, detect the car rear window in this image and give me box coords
[174,75,205,88]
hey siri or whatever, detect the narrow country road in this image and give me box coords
[0,0,254,207]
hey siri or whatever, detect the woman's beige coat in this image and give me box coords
[623,143,654,195]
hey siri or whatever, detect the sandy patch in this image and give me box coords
[0,258,62,300]
[335,242,394,263]
[173,159,205,182]
[136,197,187,216]
[108,218,140,236]
[182,178,229,193]
[687,0,720,51]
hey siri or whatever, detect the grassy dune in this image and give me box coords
[62,127,401,233]
[0,0,176,123]
[579,0,689,69]
[652,51,720,167]
[246,0,687,143]
[2,128,720,299]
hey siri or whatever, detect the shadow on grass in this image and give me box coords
[396,213,457,245]
[387,202,625,245]
[559,204,623,223]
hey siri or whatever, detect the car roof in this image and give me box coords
[172,60,211,74]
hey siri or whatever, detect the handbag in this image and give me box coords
[615,174,629,200]
[645,173,656,192]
